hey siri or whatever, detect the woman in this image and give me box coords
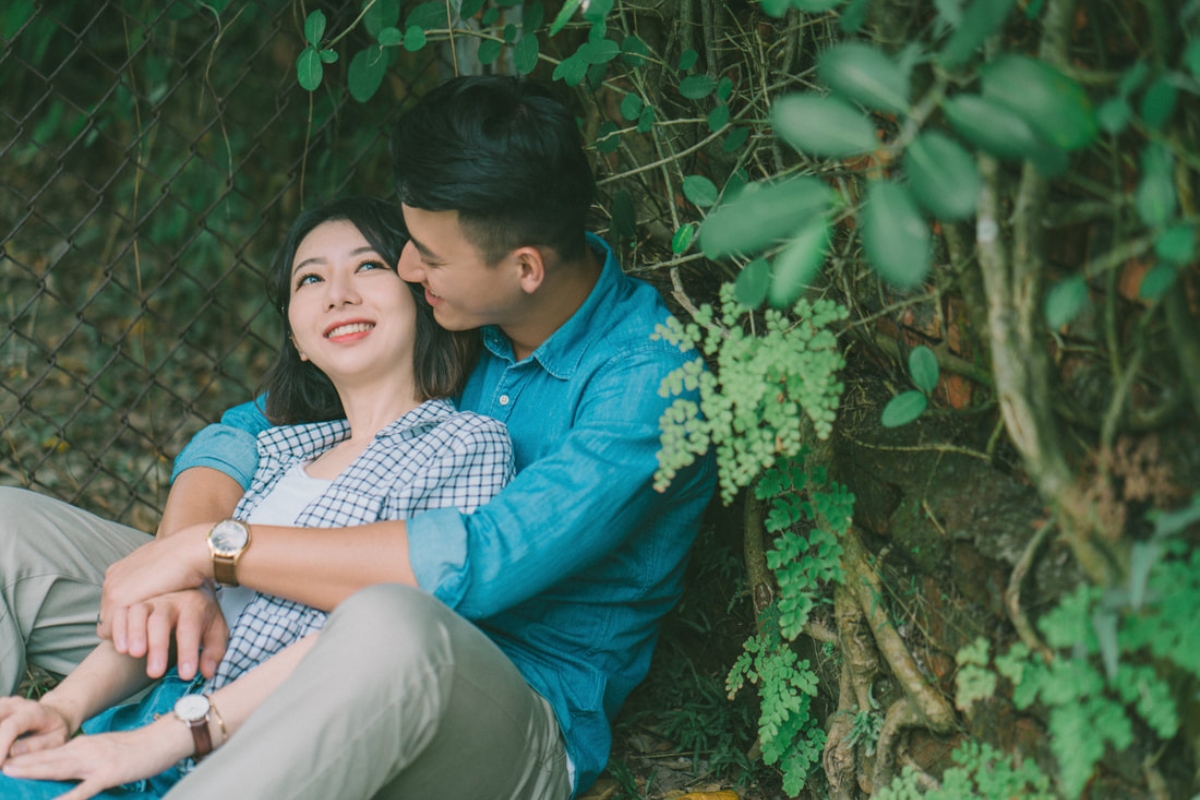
[0,196,512,799]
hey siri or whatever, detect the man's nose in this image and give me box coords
[397,241,424,282]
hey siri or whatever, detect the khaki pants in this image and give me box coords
[0,489,572,800]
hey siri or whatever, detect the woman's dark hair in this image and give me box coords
[390,76,594,266]
[260,196,480,425]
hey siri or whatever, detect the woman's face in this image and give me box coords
[287,219,417,389]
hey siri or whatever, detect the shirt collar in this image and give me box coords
[257,398,459,458]
[480,233,620,380]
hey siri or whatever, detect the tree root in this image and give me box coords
[1005,519,1055,663]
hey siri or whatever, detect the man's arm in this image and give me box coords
[156,467,244,538]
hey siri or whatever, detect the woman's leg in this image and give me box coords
[0,488,152,694]
[166,584,571,800]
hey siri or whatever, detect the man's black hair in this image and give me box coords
[261,196,479,425]
[390,76,595,265]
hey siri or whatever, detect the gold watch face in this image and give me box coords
[209,520,249,556]
[174,693,210,724]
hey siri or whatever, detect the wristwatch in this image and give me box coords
[173,694,214,762]
[207,519,251,587]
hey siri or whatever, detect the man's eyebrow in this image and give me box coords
[409,236,439,261]
[291,246,378,275]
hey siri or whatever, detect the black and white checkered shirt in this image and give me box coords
[207,398,512,690]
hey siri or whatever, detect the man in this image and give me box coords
[0,76,714,799]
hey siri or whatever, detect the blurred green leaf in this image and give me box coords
[679,48,699,70]
[348,46,386,103]
[700,176,834,258]
[761,0,790,17]
[404,26,427,51]
[818,43,909,114]
[578,39,620,64]
[768,217,830,308]
[672,223,696,255]
[582,0,613,22]
[1119,60,1150,96]
[482,6,500,25]
[478,39,503,65]
[552,53,588,86]
[513,34,539,73]
[683,175,720,208]
[594,121,621,153]
[1097,98,1131,134]
[717,76,734,102]
[620,93,643,121]
[318,49,338,63]
[1186,40,1200,78]
[1140,76,1178,131]
[523,1,545,31]
[735,258,771,308]
[909,346,939,393]
[611,189,636,241]
[723,127,749,152]
[772,94,878,158]
[904,131,980,220]
[882,391,928,427]
[1155,224,1196,265]
[461,0,486,17]
[376,26,403,46]
[548,0,582,34]
[304,10,326,46]
[942,94,1066,175]
[296,47,323,90]
[934,0,963,26]
[637,105,655,133]
[981,55,1097,151]
[406,1,446,30]
[1043,275,1088,330]
[363,0,399,37]
[841,0,869,30]
[1138,264,1176,300]
[503,23,519,43]
[940,0,1016,66]
[708,105,730,131]
[679,74,716,99]
[862,180,930,288]
[621,35,649,67]
[794,0,844,10]
[1135,144,1176,228]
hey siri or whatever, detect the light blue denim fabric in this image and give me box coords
[0,673,199,799]
[169,234,717,796]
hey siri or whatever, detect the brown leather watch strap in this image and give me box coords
[212,554,238,588]
[188,715,214,762]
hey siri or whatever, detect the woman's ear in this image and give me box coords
[289,333,309,362]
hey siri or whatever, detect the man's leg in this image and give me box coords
[168,584,571,800]
[0,487,152,694]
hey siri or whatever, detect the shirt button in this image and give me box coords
[498,395,510,406]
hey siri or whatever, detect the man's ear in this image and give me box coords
[512,246,547,294]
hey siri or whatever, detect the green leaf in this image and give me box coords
[1186,39,1200,79]
[1097,98,1131,135]
[482,6,500,25]
[717,76,734,102]
[679,48,699,71]
[862,180,930,289]
[679,74,716,100]
[503,23,519,43]
[1155,224,1195,265]
[909,346,939,393]
[768,217,830,308]
[594,120,620,154]
[940,0,1017,67]
[621,35,649,67]
[683,175,720,207]
[1092,609,1120,683]
[882,391,928,427]
[1118,60,1150,97]
[1135,144,1176,228]
[460,0,486,17]
[671,223,696,255]
[772,94,878,158]
[578,38,620,64]
[981,55,1097,151]
[318,49,339,64]
[637,105,655,133]
[403,25,427,51]
[1138,264,1176,300]
[1140,75,1178,131]
[1128,541,1160,612]
[523,1,545,31]
[296,47,324,91]
[513,34,539,73]
[839,0,869,32]
[942,94,1066,174]
[1043,275,1088,329]
[377,26,403,46]
[794,0,843,9]
[620,93,643,121]
[699,176,834,258]
[586,62,608,90]
[761,0,790,17]
[723,126,749,152]
[406,1,447,30]
[363,0,399,37]
[818,43,910,114]
[478,39,503,65]
[610,189,636,241]
[304,9,326,46]
[735,257,771,308]
[903,131,980,220]
[708,104,730,131]
[548,0,583,35]
[348,46,387,103]
[582,0,613,22]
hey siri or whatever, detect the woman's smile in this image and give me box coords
[325,320,376,341]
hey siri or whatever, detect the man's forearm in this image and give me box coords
[157,467,244,538]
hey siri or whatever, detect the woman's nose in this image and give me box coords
[325,272,362,308]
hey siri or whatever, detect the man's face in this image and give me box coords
[397,205,524,331]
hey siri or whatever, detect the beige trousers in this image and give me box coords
[0,489,572,800]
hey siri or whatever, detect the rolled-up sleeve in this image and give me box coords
[170,398,272,488]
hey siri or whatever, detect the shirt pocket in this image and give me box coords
[293,487,385,528]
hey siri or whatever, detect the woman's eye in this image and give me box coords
[296,273,321,287]
[358,259,388,272]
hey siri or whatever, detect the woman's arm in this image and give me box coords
[1,635,318,800]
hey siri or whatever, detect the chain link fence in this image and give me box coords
[1,0,457,530]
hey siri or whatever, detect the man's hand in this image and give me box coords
[0,697,72,767]
[107,588,230,681]
[99,524,211,648]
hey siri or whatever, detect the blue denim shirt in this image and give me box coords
[172,235,716,795]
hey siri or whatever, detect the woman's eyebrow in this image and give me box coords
[291,246,379,275]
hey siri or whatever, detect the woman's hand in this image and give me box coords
[1,720,189,800]
[0,697,73,767]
